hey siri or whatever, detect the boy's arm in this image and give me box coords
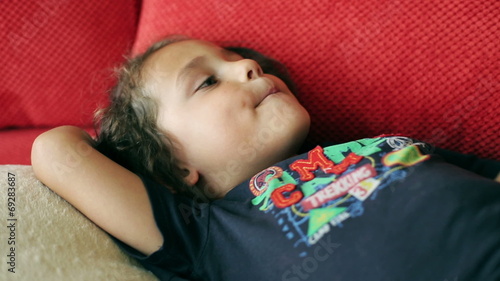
[31,126,163,255]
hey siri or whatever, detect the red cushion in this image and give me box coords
[0,127,95,165]
[0,1,139,129]
[0,128,53,165]
[132,0,499,159]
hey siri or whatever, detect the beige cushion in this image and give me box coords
[0,165,157,281]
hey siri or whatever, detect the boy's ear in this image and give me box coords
[182,167,199,186]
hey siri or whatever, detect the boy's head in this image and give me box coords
[96,37,310,199]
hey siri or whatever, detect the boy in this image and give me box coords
[32,38,500,280]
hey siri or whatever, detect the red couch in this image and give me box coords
[2,0,499,165]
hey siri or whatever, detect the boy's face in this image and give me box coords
[143,40,310,198]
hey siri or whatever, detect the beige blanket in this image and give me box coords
[0,165,157,281]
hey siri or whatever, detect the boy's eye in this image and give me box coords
[196,75,218,91]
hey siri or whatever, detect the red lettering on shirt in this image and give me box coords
[290,146,335,181]
[271,184,304,208]
[331,152,364,174]
[300,164,376,211]
[290,146,364,181]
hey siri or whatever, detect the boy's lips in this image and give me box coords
[265,86,280,98]
[256,79,280,107]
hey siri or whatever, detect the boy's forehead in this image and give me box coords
[152,40,219,65]
[143,40,220,79]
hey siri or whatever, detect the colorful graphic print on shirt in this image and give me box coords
[249,137,432,256]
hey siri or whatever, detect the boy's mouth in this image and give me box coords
[256,82,280,107]
[267,86,279,97]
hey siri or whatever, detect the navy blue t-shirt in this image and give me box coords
[113,137,500,281]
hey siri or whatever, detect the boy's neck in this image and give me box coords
[198,152,297,200]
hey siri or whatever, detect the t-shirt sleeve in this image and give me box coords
[109,175,208,279]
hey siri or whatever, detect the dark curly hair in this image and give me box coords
[94,36,297,200]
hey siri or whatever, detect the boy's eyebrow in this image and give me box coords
[222,48,245,61]
[221,48,238,58]
[176,55,206,87]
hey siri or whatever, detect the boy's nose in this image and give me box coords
[233,59,263,82]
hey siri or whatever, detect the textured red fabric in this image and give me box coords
[0,129,49,165]
[133,0,499,159]
[0,127,95,165]
[0,1,139,129]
